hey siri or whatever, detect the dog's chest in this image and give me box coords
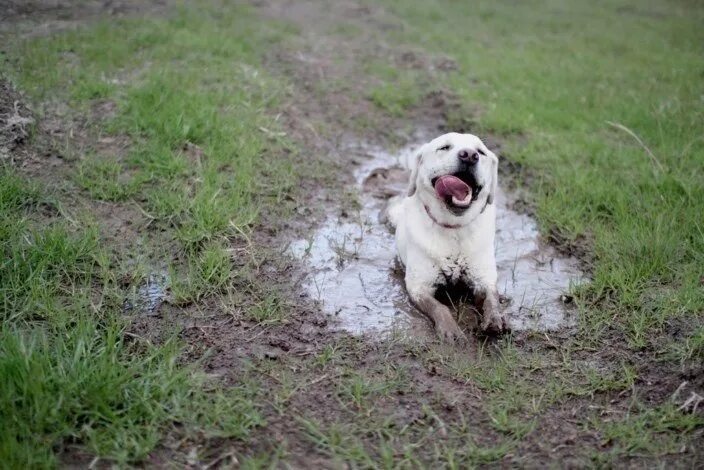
[438,257,472,284]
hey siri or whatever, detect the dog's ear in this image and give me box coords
[406,149,423,197]
[487,150,498,205]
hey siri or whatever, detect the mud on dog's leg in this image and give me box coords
[474,285,509,334]
[406,276,467,344]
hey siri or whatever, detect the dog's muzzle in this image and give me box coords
[431,151,483,215]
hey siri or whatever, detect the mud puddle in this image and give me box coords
[289,141,584,336]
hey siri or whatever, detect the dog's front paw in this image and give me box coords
[480,310,510,335]
[436,319,468,344]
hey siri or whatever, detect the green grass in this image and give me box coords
[366,60,424,117]
[596,403,703,457]
[9,3,296,251]
[0,169,265,466]
[0,319,262,466]
[76,156,145,201]
[0,2,297,465]
[246,293,289,325]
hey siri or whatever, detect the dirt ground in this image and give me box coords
[2,0,703,468]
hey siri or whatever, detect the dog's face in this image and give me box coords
[408,133,498,219]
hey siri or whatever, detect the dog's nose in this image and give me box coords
[458,149,479,164]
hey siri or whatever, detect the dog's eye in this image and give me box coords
[437,144,451,152]
[477,148,486,156]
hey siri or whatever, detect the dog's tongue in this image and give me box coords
[434,175,472,207]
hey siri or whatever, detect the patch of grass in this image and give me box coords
[313,343,343,369]
[76,156,144,201]
[0,320,262,467]
[366,60,423,116]
[0,198,101,322]
[488,406,536,439]
[298,399,515,468]
[667,325,704,366]
[434,439,514,468]
[246,293,288,326]
[239,445,287,469]
[368,80,421,116]
[0,168,263,466]
[170,241,234,304]
[596,403,704,457]
[337,371,388,411]
[5,2,296,255]
[300,418,378,467]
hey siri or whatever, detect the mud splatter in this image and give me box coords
[289,140,584,336]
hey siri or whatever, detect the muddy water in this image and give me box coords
[289,142,584,336]
[123,271,168,315]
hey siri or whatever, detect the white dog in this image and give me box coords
[386,132,508,342]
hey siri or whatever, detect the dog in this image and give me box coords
[386,132,508,342]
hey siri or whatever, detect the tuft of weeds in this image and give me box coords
[75,156,145,202]
[596,403,704,457]
[666,325,704,367]
[314,344,343,369]
[246,293,288,326]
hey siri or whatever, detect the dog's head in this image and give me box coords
[407,132,498,222]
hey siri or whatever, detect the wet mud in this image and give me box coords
[289,140,584,336]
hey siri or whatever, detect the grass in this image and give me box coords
[0,168,265,466]
[0,319,262,466]
[76,155,144,201]
[366,61,424,117]
[596,403,703,457]
[10,3,296,251]
[247,293,288,325]
[0,2,297,465]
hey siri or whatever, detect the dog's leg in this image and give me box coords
[406,277,467,344]
[473,285,508,334]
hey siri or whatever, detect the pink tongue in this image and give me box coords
[434,175,470,201]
